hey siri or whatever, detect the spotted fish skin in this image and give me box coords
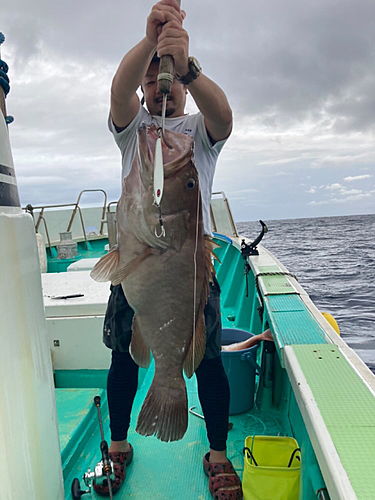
[91,125,214,442]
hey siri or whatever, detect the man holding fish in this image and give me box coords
[91,0,242,498]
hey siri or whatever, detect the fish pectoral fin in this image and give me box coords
[183,314,206,378]
[90,245,120,282]
[130,316,151,368]
[110,247,154,285]
[206,236,222,264]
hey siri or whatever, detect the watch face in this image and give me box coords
[189,57,201,75]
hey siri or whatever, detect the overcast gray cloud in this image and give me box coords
[1,0,374,221]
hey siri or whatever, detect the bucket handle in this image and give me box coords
[288,448,301,467]
[243,447,258,466]
[241,352,263,375]
[243,446,301,468]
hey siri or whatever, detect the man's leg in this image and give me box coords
[197,277,243,499]
[195,355,230,462]
[196,277,230,462]
[103,285,137,448]
[107,350,138,453]
[94,284,137,495]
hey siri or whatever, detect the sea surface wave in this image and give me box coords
[237,214,375,373]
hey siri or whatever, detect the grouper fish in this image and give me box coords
[91,124,216,442]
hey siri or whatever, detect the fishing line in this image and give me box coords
[192,189,200,372]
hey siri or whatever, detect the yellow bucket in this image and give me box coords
[243,436,301,500]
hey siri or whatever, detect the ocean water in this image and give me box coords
[237,214,375,374]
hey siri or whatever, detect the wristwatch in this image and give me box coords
[176,57,202,85]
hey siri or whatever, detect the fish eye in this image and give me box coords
[186,178,196,190]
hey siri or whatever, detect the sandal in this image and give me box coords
[203,453,243,499]
[93,444,134,496]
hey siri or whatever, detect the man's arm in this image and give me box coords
[110,38,156,129]
[156,2,232,142]
[110,1,185,129]
[187,75,233,143]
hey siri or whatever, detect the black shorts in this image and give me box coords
[103,276,222,360]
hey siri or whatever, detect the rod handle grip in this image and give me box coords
[157,0,181,95]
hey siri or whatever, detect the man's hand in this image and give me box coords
[146,0,186,53]
[259,329,274,342]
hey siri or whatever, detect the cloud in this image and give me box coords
[230,188,259,195]
[1,0,375,221]
[200,0,375,134]
[344,174,373,182]
[340,188,362,195]
[308,192,371,205]
[310,151,374,170]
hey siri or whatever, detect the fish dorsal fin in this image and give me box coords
[90,245,120,282]
[130,316,151,368]
[110,247,154,285]
[183,236,219,378]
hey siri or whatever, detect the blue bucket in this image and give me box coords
[221,328,262,415]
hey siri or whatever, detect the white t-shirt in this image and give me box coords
[108,104,228,235]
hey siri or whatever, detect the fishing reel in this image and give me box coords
[71,396,115,499]
[71,458,115,499]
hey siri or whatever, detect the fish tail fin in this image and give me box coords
[136,373,187,442]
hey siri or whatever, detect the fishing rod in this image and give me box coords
[157,0,182,132]
[153,0,182,238]
[94,395,114,499]
[71,396,115,499]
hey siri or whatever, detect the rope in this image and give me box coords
[0,59,10,96]
[157,72,174,83]
[0,34,10,97]
[255,271,298,320]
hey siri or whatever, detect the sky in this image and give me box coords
[1,0,374,222]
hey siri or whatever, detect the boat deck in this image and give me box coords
[58,365,286,500]
[47,233,375,499]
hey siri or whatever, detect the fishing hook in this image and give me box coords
[154,204,165,238]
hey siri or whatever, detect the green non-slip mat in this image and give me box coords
[292,345,375,500]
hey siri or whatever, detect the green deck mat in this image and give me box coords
[257,265,296,295]
[58,367,286,499]
[266,294,306,312]
[266,295,328,346]
[293,345,375,500]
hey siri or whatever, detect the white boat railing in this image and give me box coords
[24,189,109,249]
[210,191,239,238]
